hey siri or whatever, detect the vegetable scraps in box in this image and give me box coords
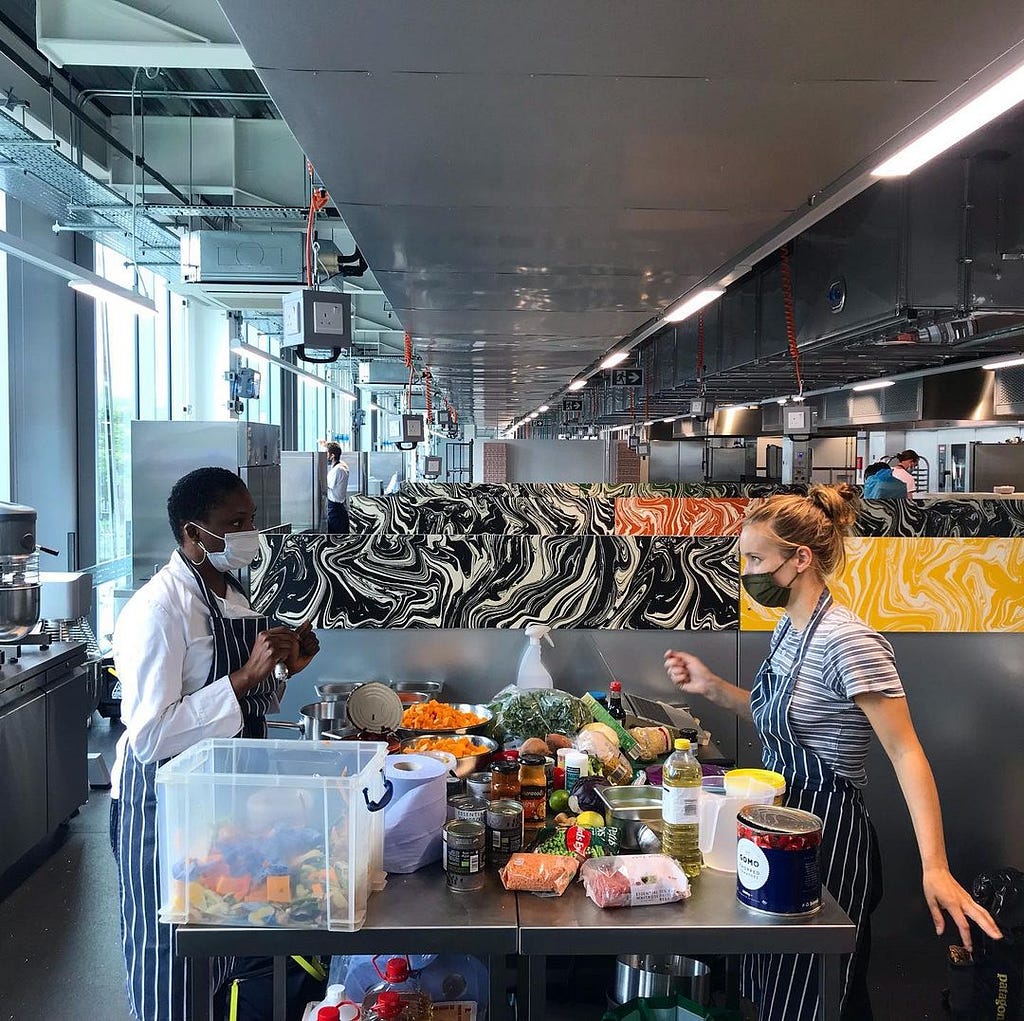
[168,820,349,927]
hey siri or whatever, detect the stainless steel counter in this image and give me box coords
[177,864,854,1021]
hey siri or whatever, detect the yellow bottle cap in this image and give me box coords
[674,738,691,751]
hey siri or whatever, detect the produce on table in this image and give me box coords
[531,824,621,861]
[629,726,674,761]
[545,733,573,752]
[486,687,592,743]
[574,729,633,785]
[402,735,487,759]
[575,810,606,828]
[552,812,576,827]
[580,722,620,748]
[580,854,691,909]
[548,789,570,813]
[518,737,551,757]
[401,700,486,731]
[567,775,610,815]
[499,853,579,895]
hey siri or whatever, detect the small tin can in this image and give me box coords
[446,773,466,800]
[736,805,823,916]
[486,799,524,868]
[444,820,485,892]
[466,771,492,801]
[447,794,488,825]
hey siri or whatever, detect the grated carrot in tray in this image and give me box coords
[405,736,486,758]
[400,700,486,730]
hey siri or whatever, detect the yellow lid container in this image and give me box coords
[724,768,787,805]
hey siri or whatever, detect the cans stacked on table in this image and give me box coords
[444,820,485,892]
[486,799,524,869]
[447,794,487,825]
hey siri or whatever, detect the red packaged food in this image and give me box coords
[580,854,691,909]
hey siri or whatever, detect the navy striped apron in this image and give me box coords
[111,553,281,1021]
[743,590,881,1021]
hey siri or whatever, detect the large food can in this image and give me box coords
[486,799,524,868]
[447,794,487,825]
[736,806,823,916]
[444,820,486,892]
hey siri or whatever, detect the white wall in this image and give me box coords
[473,439,609,483]
[184,304,231,421]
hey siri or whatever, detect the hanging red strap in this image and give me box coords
[423,368,433,420]
[779,244,803,396]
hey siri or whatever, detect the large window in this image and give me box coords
[0,191,8,501]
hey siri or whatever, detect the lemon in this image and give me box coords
[548,789,570,813]
[575,810,606,828]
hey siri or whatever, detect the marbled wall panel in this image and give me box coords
[401,482,806,500]
[741,537,1024,632]
[857,498,1024,537]
[615,498,750,536]
[252,534,739,630]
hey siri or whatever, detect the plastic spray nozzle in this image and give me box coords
[525,623,554,647]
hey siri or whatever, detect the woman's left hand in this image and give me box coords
[284,621,320,675]
[923,867,1002,951]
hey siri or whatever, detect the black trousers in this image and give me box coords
[326,500,350,533]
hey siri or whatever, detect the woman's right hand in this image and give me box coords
[230,627,297,696]
[664,650,719,699]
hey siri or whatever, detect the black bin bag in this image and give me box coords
[943,867,1024,1020]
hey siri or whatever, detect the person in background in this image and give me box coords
[862,461,908,499]
[325,441,351,533]
[890,449,920,496]
[664,485,999,1021]
[110,467,320,1021]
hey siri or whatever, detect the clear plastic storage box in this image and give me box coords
[156,739,389,930]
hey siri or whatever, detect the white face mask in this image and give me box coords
[188,523,261,571]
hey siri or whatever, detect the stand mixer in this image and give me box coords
[0,501,44,644]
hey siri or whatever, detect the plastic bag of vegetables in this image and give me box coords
[486,686,593,743]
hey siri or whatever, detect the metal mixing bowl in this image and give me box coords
[397,702,493,736]
[399,734,498,778]
[599,785,663,850]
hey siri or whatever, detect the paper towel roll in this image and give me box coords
[384,753,450,803]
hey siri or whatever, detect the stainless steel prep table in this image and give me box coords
[178,865,854,1021]
[176,865,519,1021]
[517,868,856,1021]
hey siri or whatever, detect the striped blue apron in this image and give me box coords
[743,590,881,1021]
[111,553,281,1021]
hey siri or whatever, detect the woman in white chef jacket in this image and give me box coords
[110,467,319,1021]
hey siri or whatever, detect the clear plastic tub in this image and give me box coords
[156,739,390,930]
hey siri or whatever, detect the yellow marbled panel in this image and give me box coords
[740,537,1024,632]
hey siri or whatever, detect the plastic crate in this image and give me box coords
[156,739,390,930]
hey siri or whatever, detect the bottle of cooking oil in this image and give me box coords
[662,738,702,878]
[362,956,432,1021]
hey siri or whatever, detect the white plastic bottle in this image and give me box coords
[516,624,555,689]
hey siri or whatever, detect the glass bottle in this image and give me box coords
[490,759,521,801]
[518,754,548,831]
[607,680,626,722]
[662,738,703,878]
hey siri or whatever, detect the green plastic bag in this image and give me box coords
[601,993,743,1021]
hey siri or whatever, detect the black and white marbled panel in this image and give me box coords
[401,482,807,500]
[857,498,1024,537]
[348,492,617,535]
[251,534,738,630]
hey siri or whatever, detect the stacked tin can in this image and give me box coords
[486,799,524,869]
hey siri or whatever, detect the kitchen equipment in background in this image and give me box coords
[267,701,353,741]
[765,443,783,481]
[1,502,41,643]
[971,441,1024,493]
[612,955,710,1007]
[130,421,284,584]
[707,443,757,482]
[281,450,329,532]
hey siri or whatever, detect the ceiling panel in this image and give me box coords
[218,0,1024,427]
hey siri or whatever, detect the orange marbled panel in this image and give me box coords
[615,497,750,536]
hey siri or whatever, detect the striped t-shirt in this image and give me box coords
[764,604,905,787]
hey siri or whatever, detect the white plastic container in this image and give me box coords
[516,624,555,689]
[156,738,390,930]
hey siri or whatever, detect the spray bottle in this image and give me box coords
[516,624,555,689]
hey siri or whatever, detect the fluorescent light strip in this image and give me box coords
[69,279,157,317]
[873,62,1024,177]
[663,288,725,324]
[601,351,629,369]
[850,379,896,392]
[982,356,1024,370]
[538,405,550,413]
[567,379,588,391]
[231,342,357,400]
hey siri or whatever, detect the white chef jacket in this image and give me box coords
[327,459,350,503]
[891,464,917,496]
[110,552,282,798]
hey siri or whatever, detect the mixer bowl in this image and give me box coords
[0,584,40,642]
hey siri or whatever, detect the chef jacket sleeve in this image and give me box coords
[114,596,243,763]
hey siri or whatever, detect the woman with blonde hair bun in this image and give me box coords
[665,484,999,1021]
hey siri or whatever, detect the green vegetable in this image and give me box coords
[487,686,593,742]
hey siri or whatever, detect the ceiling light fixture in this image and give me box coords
[982,356,1024,370]
[68,279,158,317]
[776,398,788,405]
[663,288,725,324]
[601,351,629,369]
[538,405,550,413]
[850,379,896,392]
[662,417,675,423]
[872,61,1024,177]
[231,341,356,399]
[568,379,588,391]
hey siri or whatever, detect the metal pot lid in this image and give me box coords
[345,681,403,733]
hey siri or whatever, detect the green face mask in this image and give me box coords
[741,551,797,608]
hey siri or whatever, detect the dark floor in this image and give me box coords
[0,717,942,1021]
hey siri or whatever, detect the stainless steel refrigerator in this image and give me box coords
[281,450,328,533]
[130,421,282,583]
[970,442,1024,492]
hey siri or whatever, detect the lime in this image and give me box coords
[575,810,606,828]
[548,789,570,813]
